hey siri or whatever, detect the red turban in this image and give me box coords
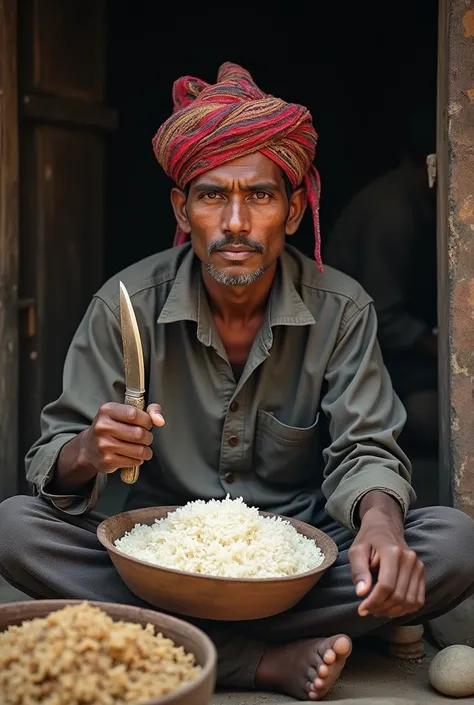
[152,62,322,270]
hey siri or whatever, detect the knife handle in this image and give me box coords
[120,392,145,484]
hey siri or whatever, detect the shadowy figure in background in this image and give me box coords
[324,112,437,458]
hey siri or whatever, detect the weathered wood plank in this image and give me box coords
[21,94,118,131]
[0,0,20,499]
[437,0,474,515]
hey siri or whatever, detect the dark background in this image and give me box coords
[104,0,438,278]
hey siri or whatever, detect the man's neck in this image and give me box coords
[202,262,277,324]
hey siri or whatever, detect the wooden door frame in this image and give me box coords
[436,0,474,515]
[1,0,473,511]
[0,0,20,498]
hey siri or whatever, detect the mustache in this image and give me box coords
[208,235,265,256]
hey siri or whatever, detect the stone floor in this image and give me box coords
[0,575,453,704]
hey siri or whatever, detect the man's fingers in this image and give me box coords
[147,403,165,427]
[417,569,426,607]
[384,549,416,609]
[384,555,423,617]
[385,569,422,618]
[105,441,153,464]
[348,543,373,598]
[100,454,145,473]
[405,560,425,613]
[98,420,154,446]
[98,402,153,429]
[358,546,401,615]
[361,551,424,618]
[370,550,380,570]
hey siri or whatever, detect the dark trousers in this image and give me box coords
[1,495,474,688]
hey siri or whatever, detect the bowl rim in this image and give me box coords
[0,598,217,705]
[97,505,339,584]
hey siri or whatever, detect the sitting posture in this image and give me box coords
[1,63,473,701]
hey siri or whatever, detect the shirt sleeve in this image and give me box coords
[321,302,416,532]
[25,296,125,515]
[359,213,429,351]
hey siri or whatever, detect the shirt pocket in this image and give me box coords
[254,409,320,486]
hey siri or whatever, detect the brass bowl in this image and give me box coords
[97,506,338,621]
[0,599,217,705]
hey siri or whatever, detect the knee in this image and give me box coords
[0,495,38,575]
[0,493,31,532]
[422,505,474,585]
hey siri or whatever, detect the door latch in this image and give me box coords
[18,298,36,338]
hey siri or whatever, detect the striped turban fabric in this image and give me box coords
[152,62,323,270]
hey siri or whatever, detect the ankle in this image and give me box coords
[254,645,281,690]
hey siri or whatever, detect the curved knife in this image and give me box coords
[119,281,145,484]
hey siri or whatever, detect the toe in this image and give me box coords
[318,663,329,678]
[308,646,324,672]
[333,635,352,657]
[309,636,352,700]
[323,649,336,665]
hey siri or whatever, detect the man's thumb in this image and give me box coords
[349,543,373,597]
[147,403,165,427]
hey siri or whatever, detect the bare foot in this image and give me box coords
[255,634,352,700]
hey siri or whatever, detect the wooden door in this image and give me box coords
[0,0,20,499]
[16,0,117,494]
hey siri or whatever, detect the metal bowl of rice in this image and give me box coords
[97,497,338,621]
[0,599,217,705]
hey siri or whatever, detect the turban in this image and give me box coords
[152,62,322,270]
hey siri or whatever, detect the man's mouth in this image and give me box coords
[215,247,256,261]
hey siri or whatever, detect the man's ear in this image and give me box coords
[285,186,306,236]
[170,187,192,234]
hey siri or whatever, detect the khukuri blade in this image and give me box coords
[119,281,145,484]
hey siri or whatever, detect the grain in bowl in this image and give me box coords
[114,496,325,578]
[0,601,201,705]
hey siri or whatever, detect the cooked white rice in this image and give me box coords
[114,496,325,578]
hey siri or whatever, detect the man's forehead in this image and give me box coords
[192,152,283,186]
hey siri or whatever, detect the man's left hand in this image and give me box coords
[348,493,425,619]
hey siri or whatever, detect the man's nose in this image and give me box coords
[222,199,250,234]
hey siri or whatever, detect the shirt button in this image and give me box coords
[224,472,234,483]
[229,401,239,412]
[228,435,239,447]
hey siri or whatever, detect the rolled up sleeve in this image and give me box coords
[321,302,416,532]
[25,296,125,515]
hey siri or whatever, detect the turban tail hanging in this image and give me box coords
[152,62,323,271]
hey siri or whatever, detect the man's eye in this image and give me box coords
[204,191,221,199]
[254,192,270,200]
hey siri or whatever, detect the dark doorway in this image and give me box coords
[101,0,440,511]
[104,0,439,279]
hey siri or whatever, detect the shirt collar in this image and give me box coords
[268,250,316,327]
[157,246,199,325]
[157,244,315,346]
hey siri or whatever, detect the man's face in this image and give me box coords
[171,152,305,286]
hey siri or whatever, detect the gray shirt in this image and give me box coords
[26,243,415,532]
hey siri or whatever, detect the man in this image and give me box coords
[1,63,473,702]
[324,113,438,455]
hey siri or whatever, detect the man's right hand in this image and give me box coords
[78,402,165,474]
